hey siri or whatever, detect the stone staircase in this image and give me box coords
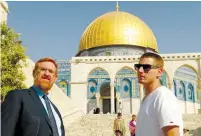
[21,58,201,136]
[183,114,201,136]
[66,114,201,136]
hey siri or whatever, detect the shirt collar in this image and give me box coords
[32,85,49,98]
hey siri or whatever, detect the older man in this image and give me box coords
[113,112,126,136]
[1,57,65,136]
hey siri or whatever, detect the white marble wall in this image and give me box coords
[132,98,141,114]
[71,83,88,113]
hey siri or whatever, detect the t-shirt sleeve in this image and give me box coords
[156,91,182,129]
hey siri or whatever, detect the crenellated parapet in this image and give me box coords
[71,53,201,64]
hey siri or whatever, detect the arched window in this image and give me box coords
[58,80,68,94]
[121,79,132,98]
[178,81,186,101]
[88,80,97,99]
[88,68,110,99]
[188,83,194,102]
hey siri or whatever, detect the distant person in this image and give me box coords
[93,108,96,114]
[134,52,183,136]
[96,107,100,114]
[129,114,136,136]
[183,128,189,134]
[93,107,100,114]
[113,112,126,136]
[118,101,123,113]
[1,57,65,136]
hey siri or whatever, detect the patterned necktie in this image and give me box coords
[43,95,59,136]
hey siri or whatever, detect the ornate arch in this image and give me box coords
[87,67,110,99]
[88,67,110,79]
[87,67,111,113]
[175,64,199,78]
[115,66,135,76]
[115,67,138,98]
[174,65,198,102]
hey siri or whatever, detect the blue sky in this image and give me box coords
[7,1,201,62]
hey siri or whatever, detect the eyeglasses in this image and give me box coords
[134,64,159,71]
[38,67,56,74]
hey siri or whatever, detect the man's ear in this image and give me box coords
[54,76,58,83]
[157,68,163,78]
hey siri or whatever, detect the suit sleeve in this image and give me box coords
[58,111,65,136]
[61,117,65,136]
[1,90,22,136]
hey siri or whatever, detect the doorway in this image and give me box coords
[100,81,117,114]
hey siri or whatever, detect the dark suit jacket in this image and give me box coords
[1,87,65,136]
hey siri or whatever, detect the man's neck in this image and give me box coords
[33,85,49,95]
[143,81,161,97]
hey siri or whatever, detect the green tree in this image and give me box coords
[1,23,27,97]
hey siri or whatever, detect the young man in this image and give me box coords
[134,52,183,136]
[1,57,65,136]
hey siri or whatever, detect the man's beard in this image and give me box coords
[39,79,53,91]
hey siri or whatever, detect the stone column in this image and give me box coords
[139,84,144,103]
[116,93,120,113]
[198,78,201,114]
[96,93,100,108]
[198,57,201,112]
[110,83,115,114]
[198,57,201,78]
[168,80,174,91]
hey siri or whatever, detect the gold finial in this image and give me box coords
[116,1,119,11]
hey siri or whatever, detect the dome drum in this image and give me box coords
[76,45,156,57]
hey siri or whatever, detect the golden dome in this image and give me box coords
[78,10,158,53]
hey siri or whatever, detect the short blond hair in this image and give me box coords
[140,52,164,68]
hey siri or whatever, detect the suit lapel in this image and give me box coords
[28,87,53,131]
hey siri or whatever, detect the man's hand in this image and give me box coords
[162,125,180,136]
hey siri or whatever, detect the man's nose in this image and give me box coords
[44,69,50,75]
[138,66,144,72]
